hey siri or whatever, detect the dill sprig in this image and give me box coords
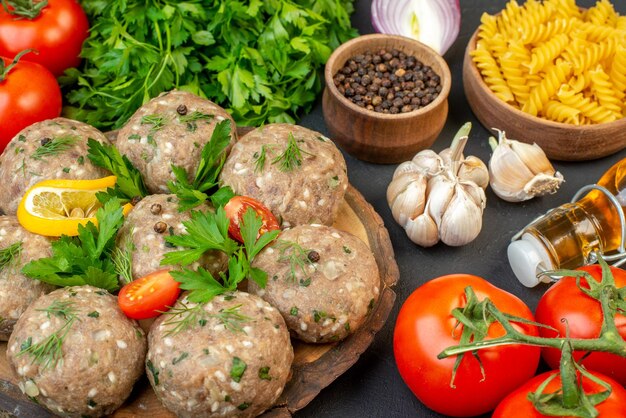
[179,111,213,132]
[0,241,22,272]
[271,133,312,172]
[141,114,166,131]
[253,144,275,173]
[275,239,315,283]
[112,233,134,285]
[18,300,79,369]
[30,136,78,161]
[162,302,250,336]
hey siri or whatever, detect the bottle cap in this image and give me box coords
[507,234,554,287]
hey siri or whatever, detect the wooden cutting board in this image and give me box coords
[0,184,399,417]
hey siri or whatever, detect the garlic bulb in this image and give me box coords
[488,129,564,202]
[386,123,488,247]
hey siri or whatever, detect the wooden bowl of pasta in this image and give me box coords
[462,1,626,161]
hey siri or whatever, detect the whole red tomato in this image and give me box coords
[0,53,62,150]
[535,264,626,385]
[393,274,541,417]
[492,370,626,418]
[0,0,89,76]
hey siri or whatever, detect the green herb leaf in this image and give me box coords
[147,359,160,386]
[0,242,22,272]
[258,366,272,380]
[230,357,247,382]
[21,199,126,292]
[271,133,310,172]
[30,136,77,161]
[87,139,148,203]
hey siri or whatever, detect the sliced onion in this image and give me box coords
[371,0,461,55]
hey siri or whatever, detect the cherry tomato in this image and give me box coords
[0,53,62,151]
[118,269,181,320]
[535,264,626,385]
[492,370,626,418]
[0,0,89,76]
[224,196,280,243]
[393,274,541,417]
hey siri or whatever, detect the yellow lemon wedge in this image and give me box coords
[17,176,133,237]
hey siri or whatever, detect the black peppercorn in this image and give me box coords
[40,137,52,146]
[307,251,320,262]
[176,104,188,115]
[150,203,162,215]
[154,221,168,234]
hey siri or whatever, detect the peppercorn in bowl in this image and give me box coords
[323,34,451,164]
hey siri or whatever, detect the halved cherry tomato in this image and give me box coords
[118,269,181,320]
[224,196,280,243]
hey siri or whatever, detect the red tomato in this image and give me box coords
[0,0,89,76]
[535,264,626,385]
[492,370,626,418]
[224,196,280,243]
[0,53,62,150]
[393,274,541,417]
[118,269,181,320]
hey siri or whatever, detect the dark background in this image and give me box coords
[296,0,626,417]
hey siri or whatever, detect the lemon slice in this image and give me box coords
[17,176,132,237]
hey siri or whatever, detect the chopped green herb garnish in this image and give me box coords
[271,133,311,172]
[31,136,78,161]
[238,402,250,411]
[258,367,272,381]
[112,233,134,285]
[329,175,340,188]
[253,144,274,173]
[299,278,311,287]
[77,156,85,165]
[62,167,71,173]
[179,111,213,132]
[172,352,189,365]
[230,357,247,383]
[20,337,32,352]
[313,310,326,323]
[17,135,26,142]
[368,298,375,311]
[275,240,315,283]
[141,114,166,132]
[344,322,351,332]
[128,134,141,141]
[343,245,352,254]
[290,307,299,316]
[146,359,159,385]
[0,242,22,272]
[87,311,100,318]
[198,318,207,327]
[225,395,232,402]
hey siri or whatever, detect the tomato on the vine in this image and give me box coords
[492,370,626,418]
[0,0,89,76]
[118,269,181,320]
[0,52,62,151]
[224,196,280,243]
[535,264,626,385]
[393,274,541,417]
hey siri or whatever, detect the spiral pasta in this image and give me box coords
[472,0,626,125]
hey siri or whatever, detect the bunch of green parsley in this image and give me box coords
[63,0,357,130]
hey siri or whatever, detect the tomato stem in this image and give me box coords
[0,49,34,82]
[1,0,47,20]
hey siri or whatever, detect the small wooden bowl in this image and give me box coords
[463,28,626,161]
[323,34,451,164]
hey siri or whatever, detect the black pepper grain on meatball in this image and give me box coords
[0,118,110,214]
[6,286,147,417]
[219,124,348,228]
[147,291,293,418]
[248,224,380,343]
[116,90,237,194]
[0,216,54,340]
[116,194,228,280]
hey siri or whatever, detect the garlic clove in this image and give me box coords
[457,156,490,189]
[460,180,487,210]
[412,150,444,177]
[393,161,420,179]
[489,130,564,202]
[387,172,423,205]
[405,209,439,247]
[439,185,483,246]
[388,174,427,227]
[510,140,555,175]
[426,175,455,228]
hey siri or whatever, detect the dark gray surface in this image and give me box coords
[296,1,626,417]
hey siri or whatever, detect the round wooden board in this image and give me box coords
[0,185,399,417]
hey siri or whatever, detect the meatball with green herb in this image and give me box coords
[219,124,348,228]
[6,286,147,417]
[248,224,380,343]
[146,291,293,418]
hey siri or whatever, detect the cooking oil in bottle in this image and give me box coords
[508,158,626,287]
